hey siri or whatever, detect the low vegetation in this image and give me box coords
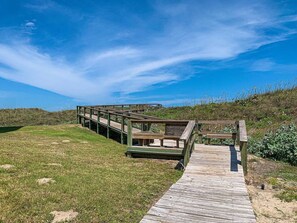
[248,124,297,165]
[0,108,76,126]
[0,125,181,222]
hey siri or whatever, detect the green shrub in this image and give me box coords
[248,124,297,165]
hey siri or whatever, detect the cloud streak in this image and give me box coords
[0,0,296,103]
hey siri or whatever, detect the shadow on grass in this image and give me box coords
[0,126,23,133]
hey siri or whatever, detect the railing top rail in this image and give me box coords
[78,103,162,108]
[130,119,190,124]
[238,120,248,142]
[180,120,196,142]
[197,120,237,125]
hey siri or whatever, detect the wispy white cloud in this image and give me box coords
[250,58,297,72]
[250,58,275,72]
[0,0,297,104]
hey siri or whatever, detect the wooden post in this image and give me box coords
[241,141,248,175]
[83,107,86,127]
[121,117,124,144]
[76,106,80,124]
[236,121,240,146]
[97,110,100,134]
[107,112,110,138]
[197,123,203,143]
[127,120,132,147]
[183,140,189,167]
[89,108,93,129]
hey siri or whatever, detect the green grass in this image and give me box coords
[276,190,297,202]
[0,125,182,222]
[0,108,76,127]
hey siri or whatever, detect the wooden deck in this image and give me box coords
[141,144,256,223]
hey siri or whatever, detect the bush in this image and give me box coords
[248,124,297,165]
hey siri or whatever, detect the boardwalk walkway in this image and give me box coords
[141,144,256,223]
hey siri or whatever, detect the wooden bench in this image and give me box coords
[161,123,187,148]
[133,132,164,146]
[205,133,237,145]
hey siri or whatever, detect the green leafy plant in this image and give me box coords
[248,124,297,165]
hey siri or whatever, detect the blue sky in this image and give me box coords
[0,0,297,110]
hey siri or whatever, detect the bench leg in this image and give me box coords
[176,140,179,148]
[160,139,164,147]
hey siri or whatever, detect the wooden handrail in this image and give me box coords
[197,120,237,125]
[131,120,189,124]
[180,121,196,142]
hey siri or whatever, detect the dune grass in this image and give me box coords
[0,108,76,127]
[0,125,182,222]
[146,87,297,138]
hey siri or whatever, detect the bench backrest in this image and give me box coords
[165,123,187,136]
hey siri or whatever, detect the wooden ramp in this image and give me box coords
[141,144,256,223]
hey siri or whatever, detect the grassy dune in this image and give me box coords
[0,125,181,222]
[0,108,76,127]
[147,87,297,138]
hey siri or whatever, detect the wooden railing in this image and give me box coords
[127,119,196,167]
[237,120,248,175]
[196,120,237,144]
[81,103,162,113]
[180,120,196,166]
[77,105,162,143]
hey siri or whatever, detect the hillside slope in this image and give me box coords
[147,87,297,137]
[0,108,76,126]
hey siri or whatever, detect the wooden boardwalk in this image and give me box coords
[141,144,256,223]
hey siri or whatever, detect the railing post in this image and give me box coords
[83,107,86,127]
[183,140,189,167]
[236,121,240,146]
[76,106,80,124]
[197,122,203,143]
[121,117,125,144]
[107,112,110,138]
[241,141,247,175]
[127,120,132,147]
[97,110,100,134]
[89,108,93,129]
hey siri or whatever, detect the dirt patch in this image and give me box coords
[37,178,55,185]
[0,164,15,170]
[50,210,78,223]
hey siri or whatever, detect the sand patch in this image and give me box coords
[37,178,56,185]
[248,184,297,223]
[80,141,88,144]
[0,164,15,170]
[50,210,78,223]
[62,140,70,143]
[47,163,62,167]
[51,142,59,145]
